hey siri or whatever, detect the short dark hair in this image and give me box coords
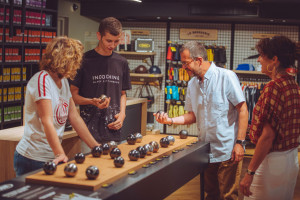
[256,36,296,69]
[98,17,122,36]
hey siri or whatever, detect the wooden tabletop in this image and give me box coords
[26,134,198,191]
[0,126,77,142]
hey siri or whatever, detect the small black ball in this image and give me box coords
[179,130,188,139]
[160,137,170,148]
[43,161,57,175]
[110,147,121,159]
[136,146,147,158]
[114,156,125,168]
[128,149,140,161]
[127,134,137,145]
[102,143,110,155]
[75,153,85,164]
[86,165,99,180]
[91,146,103,157]
[64,163,78,177]
[149,141,160,153]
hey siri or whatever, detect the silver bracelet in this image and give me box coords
[167,118,173,126]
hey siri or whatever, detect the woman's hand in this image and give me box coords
[240,173,254,197]
[52,154,68,165]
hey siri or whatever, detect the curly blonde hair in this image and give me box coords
[40,36,84,80]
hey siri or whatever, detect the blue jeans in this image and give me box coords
[14,151,44,177]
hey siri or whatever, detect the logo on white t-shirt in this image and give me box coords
[55,97,69,126]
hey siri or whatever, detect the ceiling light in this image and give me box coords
[132,0,142,2]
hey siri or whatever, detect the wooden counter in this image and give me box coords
[26,135,198,191]
[0,141,210,200]
[0,128,80,183]
[126,97,147,135]
[0,98,147,183]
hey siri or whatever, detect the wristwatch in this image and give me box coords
[247,169,255,176]
[236,139,246,152]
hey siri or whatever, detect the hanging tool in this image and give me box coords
[178,105,185,116]
[243,54,259,60]
[167,46,173,60]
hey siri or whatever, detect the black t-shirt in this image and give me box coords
[70,49,131,143]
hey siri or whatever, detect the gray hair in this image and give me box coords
[180,41,208,61]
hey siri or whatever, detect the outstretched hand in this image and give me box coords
[153,112,171,124]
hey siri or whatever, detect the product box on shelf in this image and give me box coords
[134,38,154,52]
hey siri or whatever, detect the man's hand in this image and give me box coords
[91,97,110,109]
[231,144,244,163]
[107,112,125,130]
[153,112,172,125]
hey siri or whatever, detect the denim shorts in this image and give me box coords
[13,151,44,177]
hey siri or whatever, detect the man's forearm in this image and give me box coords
[119,93,127,118]
[172,112,196,125]
[73,94,93,105]
[236,102,248,140]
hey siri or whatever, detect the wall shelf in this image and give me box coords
[233,70,267,75]
[130,73,163,88]
[0,0,58,130]
[115,51,156,66]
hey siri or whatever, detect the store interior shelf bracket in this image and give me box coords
[116,51,156,66]
[130,73,163,89]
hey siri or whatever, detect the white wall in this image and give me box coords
[58,0,99,46]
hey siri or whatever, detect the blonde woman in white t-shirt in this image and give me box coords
[14,37,102,176]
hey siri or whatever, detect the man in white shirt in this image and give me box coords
[154,41,248,200]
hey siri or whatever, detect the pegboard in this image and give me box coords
[85,21,299,137]
[122,22,167,132]
[166,22,232,136]
[233,24,299,70]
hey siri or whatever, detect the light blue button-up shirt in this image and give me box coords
[185,62,245,163]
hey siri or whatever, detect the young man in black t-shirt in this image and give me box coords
[70,17,131,143]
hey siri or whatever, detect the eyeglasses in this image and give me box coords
[181,59,194,67]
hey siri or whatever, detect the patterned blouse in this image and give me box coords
[249,75,300,151]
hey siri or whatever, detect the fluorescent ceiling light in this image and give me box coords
[132,0,142,2]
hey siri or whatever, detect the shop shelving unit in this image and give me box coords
[0,0,58,129]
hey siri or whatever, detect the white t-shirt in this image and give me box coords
[16,70,72,162]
